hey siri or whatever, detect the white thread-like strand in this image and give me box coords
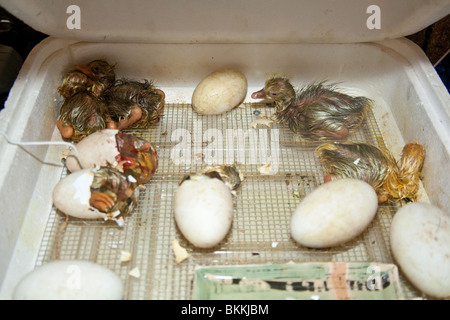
[0,130,84,169]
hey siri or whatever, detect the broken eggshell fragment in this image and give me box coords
[194,165,244,191]
[52,167,138,224]
[65,129,158,184]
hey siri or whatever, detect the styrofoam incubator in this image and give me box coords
[0,0,449,300]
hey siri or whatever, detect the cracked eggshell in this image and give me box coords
[66,129,120,172]
[174,177,233,248]
[52,168,106,220]
[13,260,124,300]
[291,179,378,248]
[390,202,450,298]
[192,69,247,115]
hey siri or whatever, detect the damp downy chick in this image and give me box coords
[103,79,165,130]
[56,92,116,142]
[56,60,117,142]
[251,77,373,140]
[58,71,92,100]
[58,60,116,99]
[316,142,426,203]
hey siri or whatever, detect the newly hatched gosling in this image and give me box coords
[252,77,373,140]
[316,142,426,203]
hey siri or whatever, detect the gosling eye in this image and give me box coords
[92,66,100,74]
[270,92,278,97]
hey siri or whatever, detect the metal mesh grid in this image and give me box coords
[36,103,420,300]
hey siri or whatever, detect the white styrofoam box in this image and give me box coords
[0,0,449,299]
[1,0,449,44]
[0,38,449,299]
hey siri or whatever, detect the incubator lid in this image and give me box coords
[0,0,449,43]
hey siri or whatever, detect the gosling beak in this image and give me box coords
[75,64,92,77]
[251,88,267,100]
[154,88,166,100]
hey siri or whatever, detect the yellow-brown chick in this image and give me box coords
[58,71,92,100]
[56,60,117,142]
[252,77,373,140]
[56,92,116,142]
[316,142,426,203]
[58,60,116,99]
[73,59,116,96]
[379,142,426,203]
[103,79,165,130]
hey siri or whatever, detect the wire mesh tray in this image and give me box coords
[36,103,420,300]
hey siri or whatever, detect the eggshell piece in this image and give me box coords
[174,178,233,248]
[291,179,378,248]
[390,202,450,298]
[52,169,106,220]
[66,129,120,172]
[13,260,124,300]
[192,69,247,115]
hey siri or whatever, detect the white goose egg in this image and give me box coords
[390,202,450,298]
[192,69,247,115]
[291,179,378,248]
[13,260,123,300]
